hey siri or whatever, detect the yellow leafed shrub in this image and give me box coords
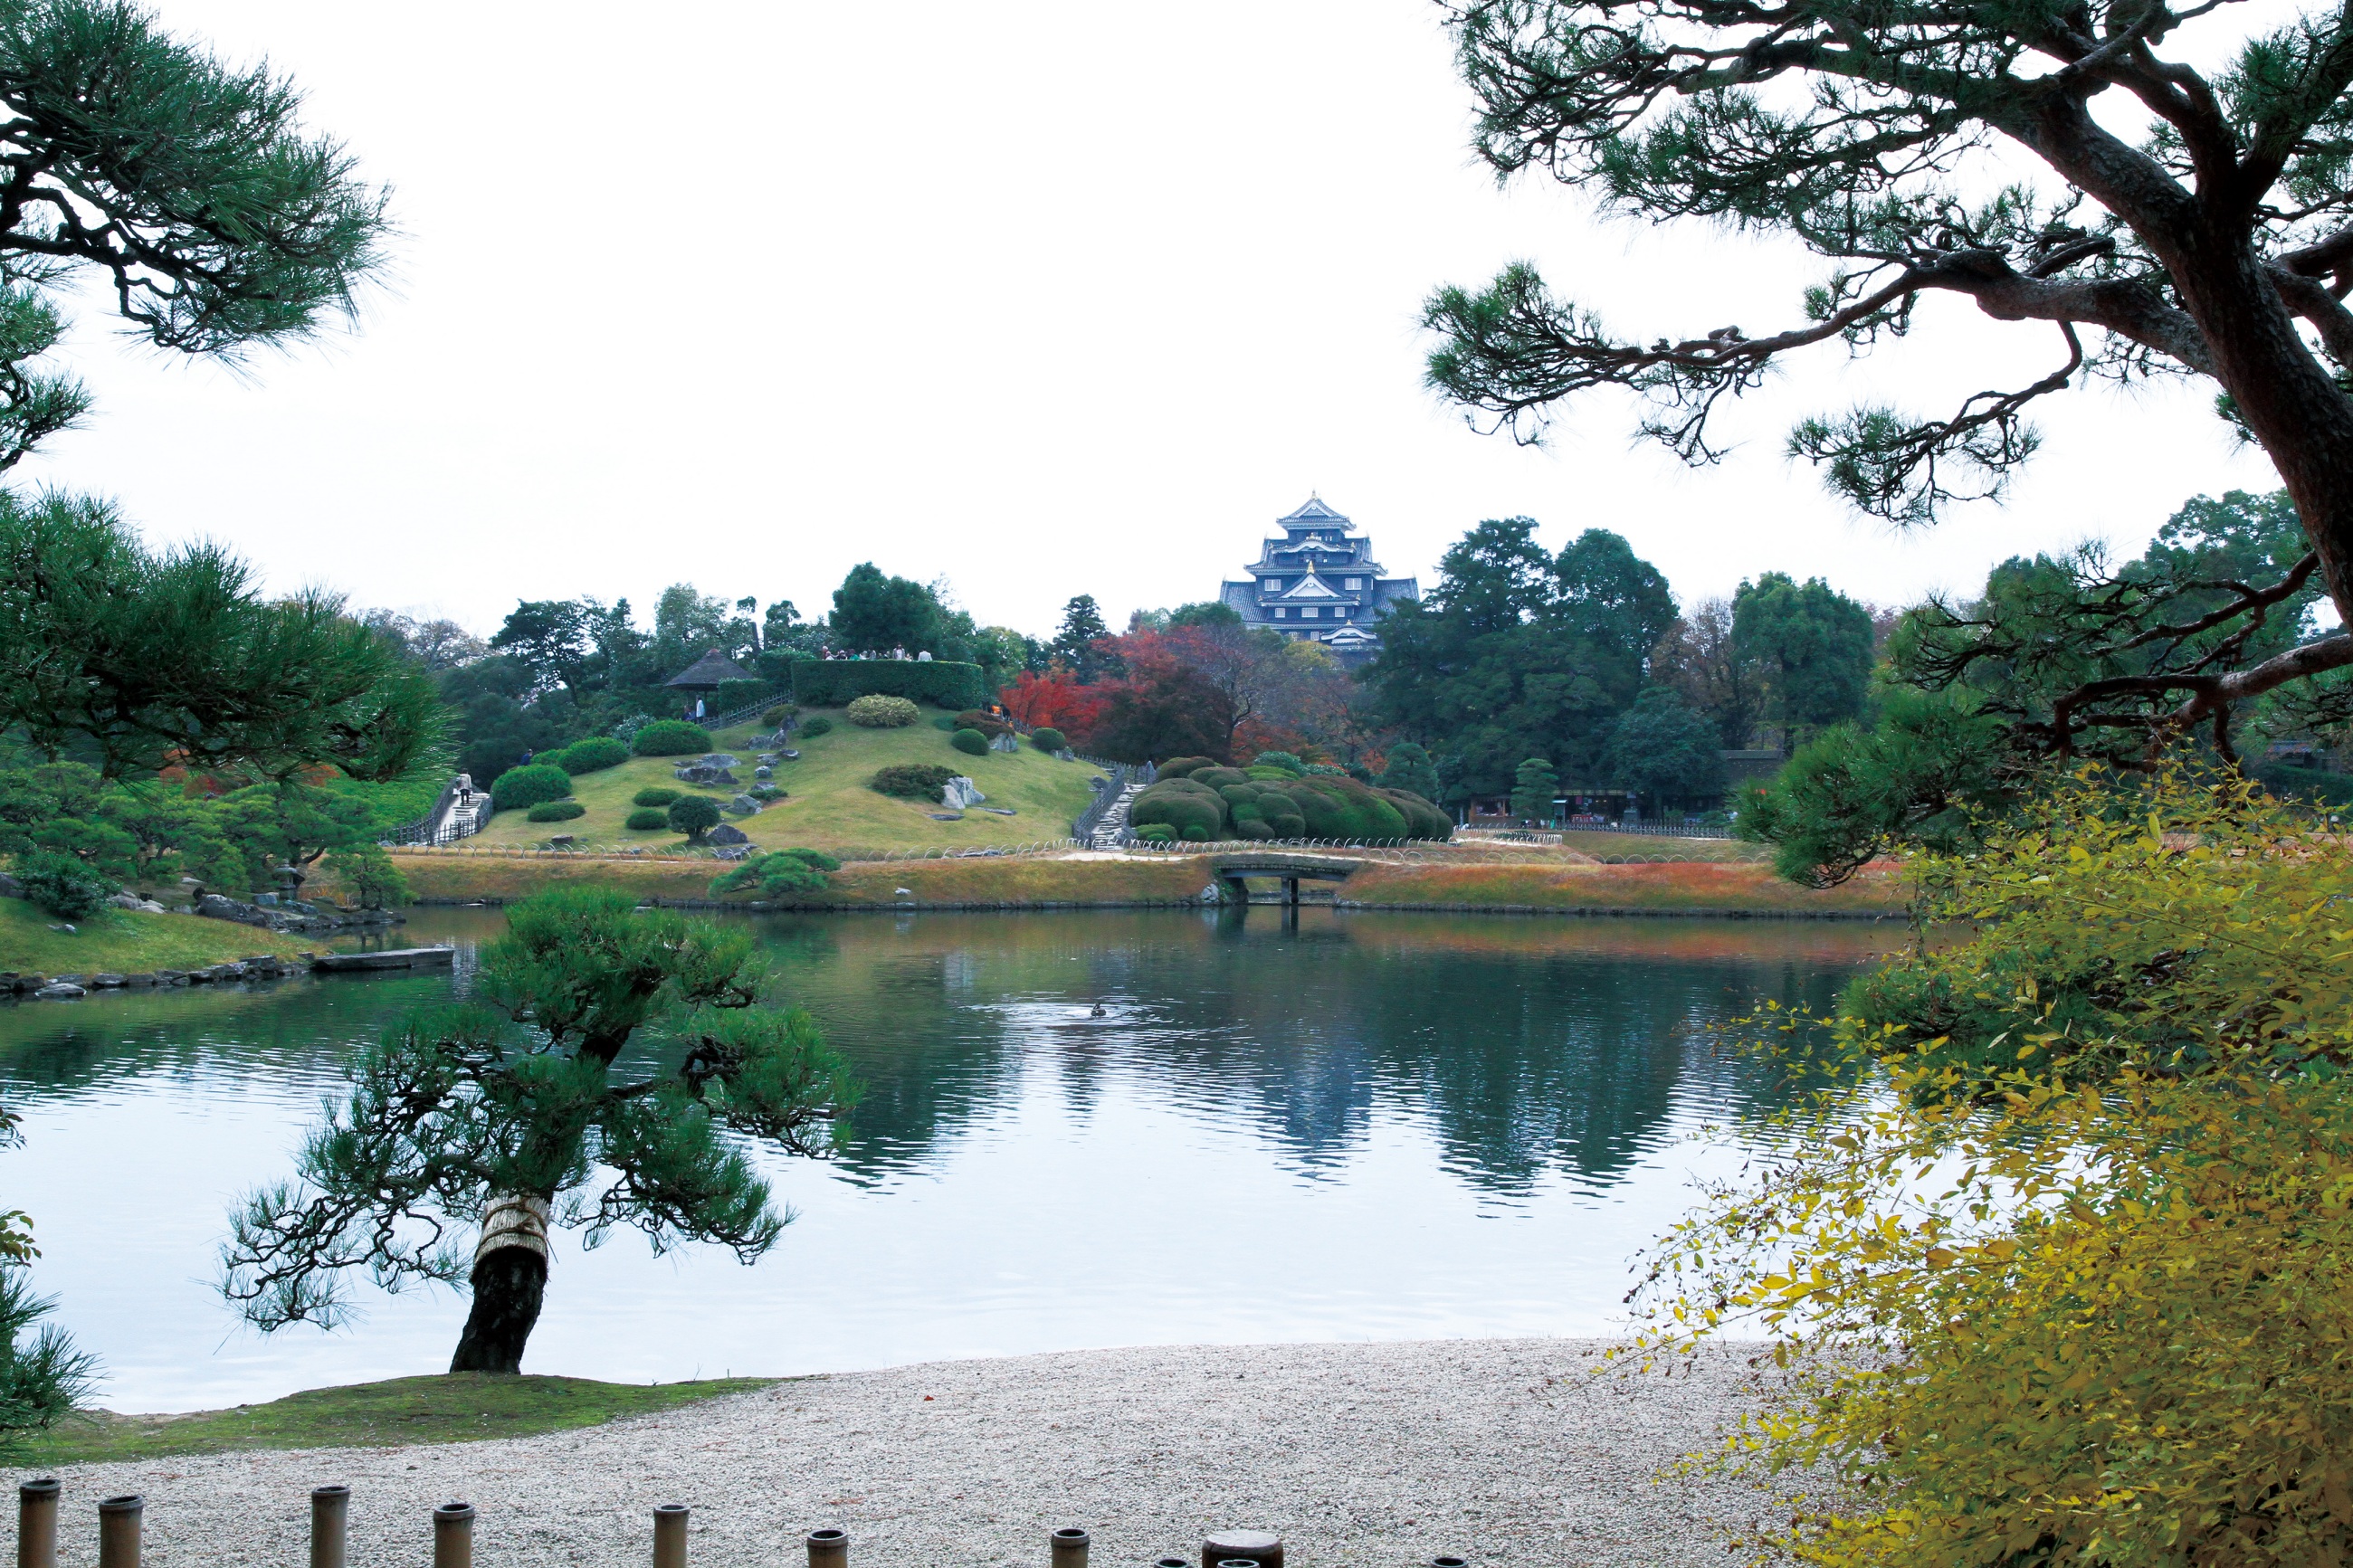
[1639,769,2353,1568]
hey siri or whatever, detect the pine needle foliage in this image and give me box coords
[1636,771,2353,1568]
[218,889,857,1339]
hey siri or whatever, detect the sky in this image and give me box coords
[14,1,2287,641]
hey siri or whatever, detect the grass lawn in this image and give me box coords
[1552,830,1770,863]
[28,1373,773,1462]
[468,715,1104,859]
[0,898,315,974]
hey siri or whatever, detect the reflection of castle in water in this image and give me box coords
[796,916,1859,1196]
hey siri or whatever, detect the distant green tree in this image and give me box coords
[1168,601,1244,630]
[1602,687,1726,808]
[1510,756,1558,822]
[323,844,410,910]
[1366,519,1674,797]
[653,584,735,674]
[1377,741,1442,802]
[487,601,590,695]
[220,888,856,1373]
[831,565,941,656]
[1731,575,1877,750]
[667,795,722,841]
[1048,594,1119,683]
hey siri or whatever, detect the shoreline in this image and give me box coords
[410,893,1900,919]
[16,1337,1776,1567]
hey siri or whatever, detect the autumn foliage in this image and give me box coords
[1640,771,2353,1568]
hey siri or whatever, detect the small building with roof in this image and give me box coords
[663,650,753,691]
[1218,496,1420,665]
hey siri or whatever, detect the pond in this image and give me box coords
[0,908,1896,1411]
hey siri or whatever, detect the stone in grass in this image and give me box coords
[705,823,751,846]
[929,812,965,822]
[728,794,761,815]
[713,844,752,860]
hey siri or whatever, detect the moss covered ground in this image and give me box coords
[0,898,317,974]
[28,1373,772,1462]
[467,715,1102,859]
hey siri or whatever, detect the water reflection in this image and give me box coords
[0,908,1893,1409]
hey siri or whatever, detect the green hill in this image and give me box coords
[470,714,1105,859]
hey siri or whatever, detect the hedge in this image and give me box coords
[631,720,711,757]
[631,787,681,808]
[950,727,989,755]
[624,808,671,831]
[1123,773,1452,842]
[790,659,986,710]
[554,736,630,774]
[1031,727,1066,753]
[798,717,834,737]
[491,764,573,812]
[526,800,586,822]
[712,678,775,715]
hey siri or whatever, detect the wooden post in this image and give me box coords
[433,1503,474,1568]
[1282,877,1299,906]
[96,1497,140,1568]
[1201,1532,1281,1568]
[806,1527,848,1568]
[1049,1527,1089,1568]
[310,1487,349,1568]
[16,1478,57,1568]
[653,1504,688,1568]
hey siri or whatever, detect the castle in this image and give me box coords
[1217,496,1420,664]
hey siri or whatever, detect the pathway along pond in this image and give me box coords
[0,908,1896,1411]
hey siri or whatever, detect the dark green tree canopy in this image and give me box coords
[1047,594,1119,683]
[1603,685,1728,805]
[1510,755,1560,819]
[1366,518,1677,795]
[1424,0,2353,742]
[1731,573,1877,746]
[0,492,439,780]
[830,564,940,656]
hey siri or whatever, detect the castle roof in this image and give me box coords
[1279,494,1352,528]
[663,650,752,689]
[1281,570,1343,600]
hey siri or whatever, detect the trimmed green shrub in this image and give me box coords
[709,847,842,901]
[1031,727,1067,753]
[632,787,681,808]
[630,720,711,757]
[870,763,959,801]
[798,716,834,737]
[846,694,920,727]
[1377,787,1453,841]
[748,784,784,802]
[491,764,573,812]
[931,715,956,730]
[761,704,797,729]
[1180,822,1210,841]
[1157,756,1217,778]
[1128,777,1225,841]
[527,800,586,822]
[554,736,630,774]
[14,851,112,919]
[1132,823,1174,842]
[1251,751,1306,775]
[1192,766,1249,789]
[950,727,989,755]
[624,808,671,832]
[667,795,723,840]
[712,678,774,715]
[790,658,986,710]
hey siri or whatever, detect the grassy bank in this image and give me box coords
[468,715,1102,859]
[390,848,1906,917]
[29,1373,772,1463]
[0,899,315,974]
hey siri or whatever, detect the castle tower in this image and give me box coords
[1216,496,1421,665]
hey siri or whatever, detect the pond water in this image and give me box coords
[0,908,1896,1411]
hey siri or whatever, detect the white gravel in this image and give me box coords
[22,1338,1779,1567]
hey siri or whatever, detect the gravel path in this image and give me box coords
[22,1339,1777,1567]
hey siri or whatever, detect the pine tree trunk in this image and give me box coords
[449,1193,549,1375]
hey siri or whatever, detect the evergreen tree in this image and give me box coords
[1510,756,1558,822]
[221,889,856,1374]
[1377,741,1442,803]
[830,564,940,655]
[1731,575,1877,750]
[1423,0,2353,735]
[1602,688,1727,809]
[1048,594,1119,683]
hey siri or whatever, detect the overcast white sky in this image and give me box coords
[14,1,2284,640]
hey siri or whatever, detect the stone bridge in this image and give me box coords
[1207,852,1365,905]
